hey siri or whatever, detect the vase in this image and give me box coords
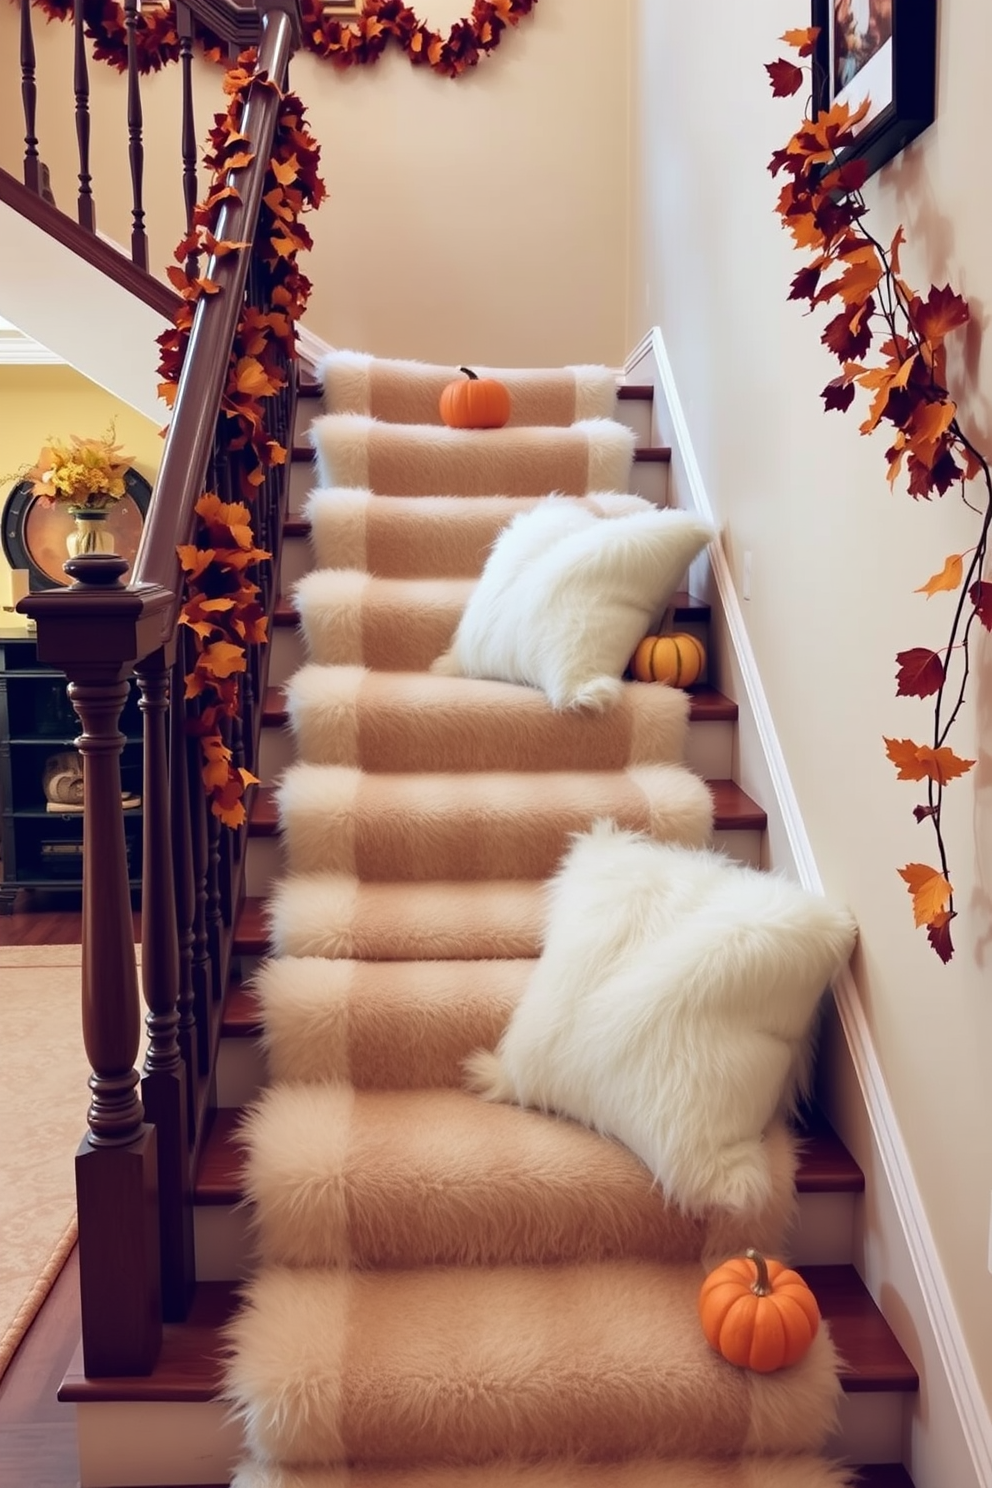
[66,508,115,559]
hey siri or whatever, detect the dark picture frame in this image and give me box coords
[1,467,152,592]
[811,0,936,179]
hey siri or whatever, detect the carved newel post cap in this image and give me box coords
[63,554,130,588]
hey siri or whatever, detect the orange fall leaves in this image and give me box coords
[769,29,992,962]
[159,55,324,828]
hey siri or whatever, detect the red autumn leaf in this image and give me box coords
[894,647,945,697]
[897,863,953,927]
[819,157,869,196]
[926,911,955,963]
[821,298,874,361]
[766,58,805,97]
[821,376,857,413]
[911,284,970,347]
[970,580,992,630]
[789,263,822,303]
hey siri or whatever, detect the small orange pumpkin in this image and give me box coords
[439,367,511,429]
[630,632,705,688]
[698,1248,820,1373]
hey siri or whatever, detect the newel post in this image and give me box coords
[21,556,169,1376]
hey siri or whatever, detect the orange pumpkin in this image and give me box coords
[698,1249,820,1373]
[439,367,511,429]
[630,632,705,688]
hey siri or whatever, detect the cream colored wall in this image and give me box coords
[0,0,632,369]
[627,0,992,1421]
[0,366,163,619]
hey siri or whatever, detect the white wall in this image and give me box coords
[627,0,992,1434]
[0,0,632,371]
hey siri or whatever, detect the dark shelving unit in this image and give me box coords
[0,624,143,910]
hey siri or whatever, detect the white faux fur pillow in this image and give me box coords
[467,821,858,1215]
[431,497,715,710]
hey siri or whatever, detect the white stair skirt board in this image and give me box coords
[630,323,992,1488]
[76,1402,242,1487]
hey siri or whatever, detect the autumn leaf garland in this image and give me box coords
[767,28,990,963]
[26,0,537,79]
[158,54,325,828]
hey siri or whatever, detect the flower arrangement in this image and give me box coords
[24,428,131,511]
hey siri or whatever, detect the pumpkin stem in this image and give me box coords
[459,367,479,381]
[745,1248,772,1297]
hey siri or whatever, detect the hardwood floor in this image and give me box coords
[0,888,139,945]
[0,1251,80,1488]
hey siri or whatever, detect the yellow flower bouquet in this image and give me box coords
[25,428,131,511]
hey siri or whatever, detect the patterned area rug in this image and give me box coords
[223,352,853,1486]
[0,942,144,1380]
[0,945,85,1379]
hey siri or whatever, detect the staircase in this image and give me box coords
[57,367,918,1488]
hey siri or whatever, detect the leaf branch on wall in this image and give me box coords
[767,26,990,963]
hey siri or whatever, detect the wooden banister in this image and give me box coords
[16,0,303,1376]
[132,2,296,621]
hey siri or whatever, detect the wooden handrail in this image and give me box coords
[0,165,182,319]
[131,3,296,621]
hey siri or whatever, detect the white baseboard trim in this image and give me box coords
[629,324,992,1488]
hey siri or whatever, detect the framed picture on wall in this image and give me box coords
[810,0,936,179]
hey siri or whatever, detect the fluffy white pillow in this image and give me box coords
[431,497,715,710]
[467,821,858,1215]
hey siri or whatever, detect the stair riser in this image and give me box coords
[288,453,670,524]
[73,1385,905,1485]
[241,813,760,897]
[257,714,735,785]
[193,1183,858,1277]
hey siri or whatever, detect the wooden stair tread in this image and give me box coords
[197,1105,863,1204]
[616,383,653,400]
[852,1469,914,1487]
[706,779,766,831]
[260,681,737,730]
[246,777,762,836]
[58,1264,916,1403]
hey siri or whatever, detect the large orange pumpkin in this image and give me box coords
[698,1249,820,1373]
[439,367,511,429]
[630,632,705,688]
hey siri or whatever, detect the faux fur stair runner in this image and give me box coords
[225,352,851,1488]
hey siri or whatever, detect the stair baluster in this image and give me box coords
[169,643,200,1137]
[177,1,201,280]
[123,0,149,270]
[73,0,95,231]
[136,645,196,1322]
[64,554,162,1376]
[19,0,40,194]
[186,705,214,1075]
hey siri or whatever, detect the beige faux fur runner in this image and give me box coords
[226,354,852,1487]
